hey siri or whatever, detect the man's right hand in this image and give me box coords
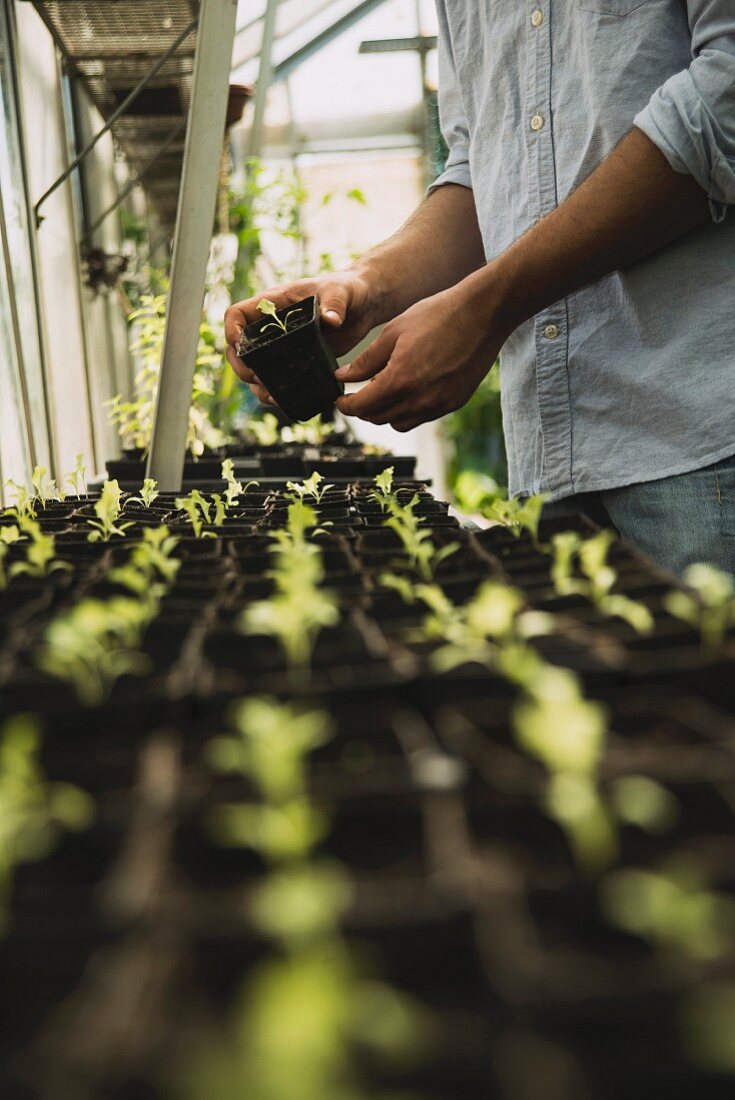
[224,270,377,406]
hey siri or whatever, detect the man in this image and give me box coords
[226,1,735,576]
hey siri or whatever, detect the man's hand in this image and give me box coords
[224,271,377,406]
[335,284,505,433]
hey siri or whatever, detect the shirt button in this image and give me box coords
[531,9,544,27]
[544,324,560,339]
[530,113,545,132]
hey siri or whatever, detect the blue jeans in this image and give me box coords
[543,453,735,578]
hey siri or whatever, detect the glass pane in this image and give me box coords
[0,0,50,471]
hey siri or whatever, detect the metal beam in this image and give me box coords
[80,122,186,245]
[33,17,197,227]
[269,0,390,85]
[146,0,238,490]
[248,0,279,158]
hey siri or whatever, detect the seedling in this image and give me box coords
[0,526,23,546]
[664,564,735,649]
[64,453,87,497]
[239,552,339,668]
[109,525,180,599]
[369,466,395,513]
[211,798,329,865]
[8,521,69,580]
[3,480,36,525]
[128,477,159,508]
[484,493,546,543]
[208,697,333,805]
[88,480,134,542]
[256,298,303,337]
[281,415,334,446]
[175,490,216,539]
[221,459,258,508]
[551,529,654,635]
[0,714,93,933]
[384,495,459,581]
[37,595,152,705]
[248,413,281,448]
[285,471,333,506]
[601,863,735,962]
[31,466,62,506]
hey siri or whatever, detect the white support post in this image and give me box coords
[248,0,280,158]
[146,0,238,489]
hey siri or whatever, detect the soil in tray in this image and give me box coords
[202,619,376,675]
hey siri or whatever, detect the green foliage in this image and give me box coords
[664,564,735,649]
[551,529,654,635]
[37,596,152,705]
[601,863,735,962]
[221,459,258,508]
[109,525,180,596]
[254,298,303,338]
[247,413,281,448]
[209,698,333,805]
[281,416,335,446]
[0,715,93,933]
[138,478,159,508]
[175,490,216,539]
[286,471,333,506]
[239,502,339,668]
[368,466,395,513]
[3,479,35,523]
[31,466,62,506]
[108,294,232,456]
[240,552,339,669]
[445,371,507,492]
[383,495,459,582]
[7,521,69,581]
[88,480,133,543]
[64,453,87,497]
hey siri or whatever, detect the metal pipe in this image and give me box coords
[80,122,186,244]
[248,0,280,157]
[146,0,239,489]
[34,16,198,226]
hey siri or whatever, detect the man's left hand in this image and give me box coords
[334,284,504,432]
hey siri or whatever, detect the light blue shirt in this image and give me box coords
[431,1,735,501]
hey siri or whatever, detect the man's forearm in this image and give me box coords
[466,127,710,334]
[353,183,486,324]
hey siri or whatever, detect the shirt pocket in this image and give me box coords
[578,0,653,14]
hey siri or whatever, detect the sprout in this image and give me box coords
[175,490,216,539]
[64,453,87,497]
[208,697,333,804]
[368,466,396,513]
[0,714,93,932]
[31,466,62,507]
[37,596,152,705]
[551,529,654,635]
[88,480,134,542]
[600,865,735,962]
[221,459,258,508]
[256,298,303,336]
[384,494,459,581]
[286,472,333,506]
[664,563,735,649]
[8,521,69,580]
[249,413,281,448]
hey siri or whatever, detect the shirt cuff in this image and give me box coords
[633,52,735,225]
[426,161,473,197]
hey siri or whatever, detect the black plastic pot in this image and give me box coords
[238,296,343,421]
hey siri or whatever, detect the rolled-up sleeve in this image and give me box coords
[427,4,472,195]
[634,1,735,222]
